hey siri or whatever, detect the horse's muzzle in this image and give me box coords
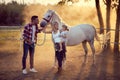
[40,20,47,28]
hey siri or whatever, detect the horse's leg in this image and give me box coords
[88,40,95,63]
[82,41,88,63]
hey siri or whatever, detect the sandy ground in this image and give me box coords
[0,39,120,80]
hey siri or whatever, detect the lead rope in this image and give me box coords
[35,32,46,46]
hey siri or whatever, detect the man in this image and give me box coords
[22,15,42,74]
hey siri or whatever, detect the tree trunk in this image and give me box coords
[114,0,120,54]
[95,0,104,34]
[106,0,111,48]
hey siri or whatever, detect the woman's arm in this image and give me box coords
[42,29,52,34]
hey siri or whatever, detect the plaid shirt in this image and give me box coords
[23,23,41,44]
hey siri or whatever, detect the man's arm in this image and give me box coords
[36,26,43,33]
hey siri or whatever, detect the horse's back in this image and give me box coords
[78,24,96,40]
[67,24,96,46]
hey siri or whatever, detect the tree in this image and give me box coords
[0,1,25,25]
[95,0,105,34]
[57,0,66,5]
[83,0,105,34]
[57,0,79,5]
[114,0,120,53]
[103,0,112,48]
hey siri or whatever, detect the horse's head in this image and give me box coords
[40,10,63,30]
[40,10,55,28]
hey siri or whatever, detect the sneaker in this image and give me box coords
[30,68,38,72]
[22,69,27,74]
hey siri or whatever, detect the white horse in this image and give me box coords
[40,10,99,62]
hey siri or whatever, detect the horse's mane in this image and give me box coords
[53,11,62,23]
[52,10,70,29]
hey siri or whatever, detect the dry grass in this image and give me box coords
[0,30,20,52]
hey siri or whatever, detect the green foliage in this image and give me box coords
[0,1,25,26]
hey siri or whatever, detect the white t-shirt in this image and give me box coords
[60,31,68,43]
[52,30,61,43]
[32,25,36,42]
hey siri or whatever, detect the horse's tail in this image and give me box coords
[92,26,100,41]
[92,26,105,50]
[95,31,100,41]
[92,26,111,49]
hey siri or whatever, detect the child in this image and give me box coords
[61,24,69,45]
[60,24,69,66]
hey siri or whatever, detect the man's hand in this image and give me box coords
[38,28,43,33]
[25,39,33,45]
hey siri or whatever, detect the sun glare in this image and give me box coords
[2,0,105,7]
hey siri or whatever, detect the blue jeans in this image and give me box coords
[22,42,35,69]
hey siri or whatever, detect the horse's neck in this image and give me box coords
[54,13,61,23]
[51,12,71,30]
[51,13,62,30]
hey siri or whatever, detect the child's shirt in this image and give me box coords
[60,30,68,43]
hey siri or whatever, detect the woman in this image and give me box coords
[43,22,64,72]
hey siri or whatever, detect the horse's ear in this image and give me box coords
[52,10,55,13]
[47,9,52,12]
[48,9,55,14]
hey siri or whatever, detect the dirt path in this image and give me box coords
[0,41,120,80]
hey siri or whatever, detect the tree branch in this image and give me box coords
[103,0,107,5]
